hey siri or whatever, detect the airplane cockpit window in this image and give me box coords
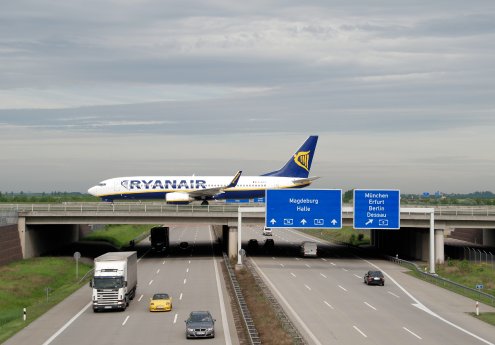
[98,183,106,187]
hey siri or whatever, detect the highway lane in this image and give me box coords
[5,225,237,345]
[244,226,495,345]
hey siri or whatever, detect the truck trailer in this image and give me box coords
[90,251,137,312]
[150,226,169,253]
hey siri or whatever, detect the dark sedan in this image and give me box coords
[185,311,216,339]
[364,270,385,286]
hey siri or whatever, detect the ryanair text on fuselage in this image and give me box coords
[121,179,207,190]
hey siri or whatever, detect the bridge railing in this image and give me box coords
[0,203,257,214]
[1,203,495,216]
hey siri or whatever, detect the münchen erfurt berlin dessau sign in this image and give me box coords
[265,189,342,229]
[353,189,400,229]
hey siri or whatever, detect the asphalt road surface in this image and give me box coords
[243,225,495,345]
[5,225,238,345]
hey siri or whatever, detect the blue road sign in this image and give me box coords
[354,189,400,229]
[265,189,342,229]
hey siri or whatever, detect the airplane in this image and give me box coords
[88,135,319,204]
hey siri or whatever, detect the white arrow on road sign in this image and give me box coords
[301,219,307,225]
[270,219,277,225]
[365,219,373,226]
[331,219,337,225]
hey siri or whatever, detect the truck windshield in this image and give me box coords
[93,277,123,289]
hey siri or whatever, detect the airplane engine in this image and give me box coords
[166,192,193,204]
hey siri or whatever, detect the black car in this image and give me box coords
[185,311,216,338]
[364,270,385,286]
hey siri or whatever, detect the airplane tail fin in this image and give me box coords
[262,135,318,178]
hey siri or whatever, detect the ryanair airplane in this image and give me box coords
[88,135,319,204]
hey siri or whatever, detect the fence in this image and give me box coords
[464,247,495,269]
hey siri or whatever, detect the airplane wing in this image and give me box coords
[292,176,320,187]
[188,170,242,199]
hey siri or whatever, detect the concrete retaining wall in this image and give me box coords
[0,224,22,266]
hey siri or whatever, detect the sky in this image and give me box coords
[1,0,494,194]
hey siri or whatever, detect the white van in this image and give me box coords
[300,241,317,257]
[262,227,272,236]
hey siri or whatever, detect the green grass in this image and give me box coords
[298,226,370,246]
[436,260,495,296]
[470,312,495,326]
[82,224,153,248]
[0,257,93,343]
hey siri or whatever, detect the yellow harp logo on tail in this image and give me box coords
[293,151,310,172]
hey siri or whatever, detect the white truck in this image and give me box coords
[300,241,318,257]
[90,251,137,312]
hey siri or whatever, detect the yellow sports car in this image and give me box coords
[149,293,172,312]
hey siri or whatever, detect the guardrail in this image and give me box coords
[222,253,261,345]
[386,255,495,306]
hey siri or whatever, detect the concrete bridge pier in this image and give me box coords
[435,228,445,264]
[483,229,495,246]
[228,226,238,259]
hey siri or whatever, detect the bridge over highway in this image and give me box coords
[1,203,495,265]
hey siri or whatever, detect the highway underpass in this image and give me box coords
[4,224,495,345]
[1,203,495,265]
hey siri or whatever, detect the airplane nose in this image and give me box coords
[88,186,98,196]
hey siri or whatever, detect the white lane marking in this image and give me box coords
[354,274,362,279]
[148,280,153,285]
[180,293,183,300]
[162,260,166,265]
[324,301,334,309]
[295,258,300,261]
[156,269,160,274]
[138,294,143,302]
[304,284,312,291]
[188,260,191,264]
[353,325,367,338]
[342,268,348,272]
[388,291,400,298]
[186,268,189,273]
[280,263,285,268]
[209,227,232,345]
[272,257,276,260]
[41,301,92,345]
[320,273,327,278]
[122,315,130,326]
[403,327,422,339]
[364,302,377,310]
[174,313,178,324]
[305,264,311,268]
[362,258,495,345]
[338,285,348,292]
[321,258,327,262]
[183,278,187,285]
[290,273,296,278]
[330,262,336,266]
[250,259,323,345]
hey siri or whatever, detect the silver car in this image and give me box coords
[185,311,216,338]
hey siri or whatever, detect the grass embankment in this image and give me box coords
[82,224,153,248]
[0,257,93,343]
[234,265,294,345]
[299,226,370,246]
[437,260,495,297]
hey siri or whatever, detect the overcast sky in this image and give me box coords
[1,0,494,194]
